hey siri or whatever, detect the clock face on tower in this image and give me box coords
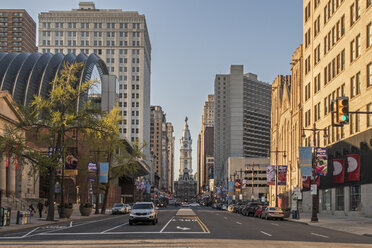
[184,143,187,148]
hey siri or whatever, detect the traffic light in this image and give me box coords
[337,97,349,125]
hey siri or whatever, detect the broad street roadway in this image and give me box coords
[0,206,371,247]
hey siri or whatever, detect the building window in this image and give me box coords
[368,22,372,48]
[350,75,356,98]
[356,34,361,58]
[350,3,355,26]
[335,187,344,211]
[368,0,371,8]
[322,189,332,211]
[350,39,356,62]
[356,72,361,95]
[350,185,361,211]
[367,103,372,127]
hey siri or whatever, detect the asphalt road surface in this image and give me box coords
[0,206,371,247]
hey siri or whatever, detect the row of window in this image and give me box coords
[42,22,141,30]
[43,31,141,38]
[118,101,140,108]
[0,12,23,17]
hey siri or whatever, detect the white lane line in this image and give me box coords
[101,223,129,233]
[44,215,122,233]
[311,232,329,238]
[224,217,227,219]
[21,227,40,238]
[270,223,279,226]
[39,231,210,235]
[260,231,272,237]
[236,222,242,225]
[160,216,174,232]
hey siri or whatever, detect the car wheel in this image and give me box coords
[152,220,156,225]
[129,221,133,225]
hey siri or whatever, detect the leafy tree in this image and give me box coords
[88,107,145,214]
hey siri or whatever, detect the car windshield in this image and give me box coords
[132,204,153,209]
[113,203,124,207]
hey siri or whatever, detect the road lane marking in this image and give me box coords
[21,227,40,238]
[101,223,129,233]
[270,223,279,226]
[236,222,242,225]
[311,232,329,238]
[260,231,272,237]
[160,216,174,232]
[196,217,210,233]
[43,215,123,233]
[224,217,228,219]
[176,226,190,231]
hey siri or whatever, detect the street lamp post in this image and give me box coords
[301,122,328,222]
[268,149,286,207]
[89,149,107,215]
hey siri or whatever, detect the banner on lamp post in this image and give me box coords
[300,166,312,177]
[316,147,328,176]
[299,147,312,166]
[266,165,275,185]
[333,159,345,183]
[242,179,247,189]
[235,179,241,192]
[99,162,109,183]
[277,165,287,185]
[228,181,234,193]
[88,162,97,172]
[347,154,360,181]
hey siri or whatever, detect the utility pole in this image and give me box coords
[268,149,286,207]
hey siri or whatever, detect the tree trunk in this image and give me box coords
[60,132,65,218]
[100,182,110,214]
[46,168,56,221]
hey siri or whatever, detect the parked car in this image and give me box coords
[261,207,284,220]
[189,202,200,207]
[242,202,262,216]
[254,206,264,218]
[111,203,127,214]
[129,202,158,225]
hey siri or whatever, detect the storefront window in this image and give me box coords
[322,189,332,211]
[350,185,361,211]
[335,187,344,211]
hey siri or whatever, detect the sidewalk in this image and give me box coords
[288,212,372,237]
[0,208,111,234]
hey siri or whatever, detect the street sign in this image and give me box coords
[311,184,317,195]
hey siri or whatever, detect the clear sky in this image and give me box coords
[3,0,303,179]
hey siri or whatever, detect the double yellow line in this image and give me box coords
[196,216,210,233]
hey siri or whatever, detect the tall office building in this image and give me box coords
[0,9,36,52]
[214,65,271,187]
[197,95,214,193]
[38,2,151,160]
[166,122,175,193]
[150,106,165,188]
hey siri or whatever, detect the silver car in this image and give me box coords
[111,203,127,214]
[129,202,158,225]
[112,203,126,214]
[261,207,284,220]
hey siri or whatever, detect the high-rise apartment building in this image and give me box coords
[214,65,271,187]
[197,95,214,193]
[0,9,36,52]
[38,2,151,161]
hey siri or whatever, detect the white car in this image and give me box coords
[129,202,158,225]
[189,203,200,207]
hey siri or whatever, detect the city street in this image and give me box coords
[0,206,371,247]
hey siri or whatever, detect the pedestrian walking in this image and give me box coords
[44,200,49,214]
[37,201,43,218]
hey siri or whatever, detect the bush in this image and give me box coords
[80,203,93,208]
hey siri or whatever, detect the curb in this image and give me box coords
[285,219,309,225]
[0,214,108,235]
